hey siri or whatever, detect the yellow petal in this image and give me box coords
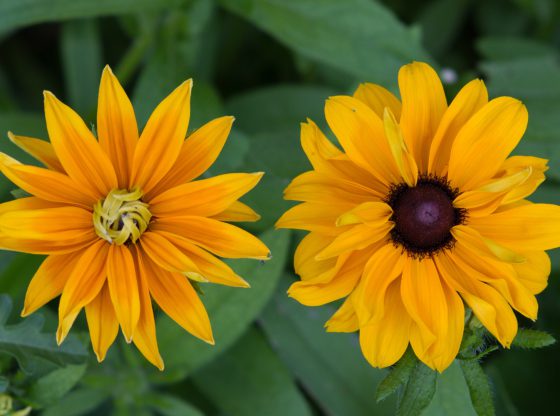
[44,91,117,196]
[499,156,548,204]
[401,258,443,363]
[284,170,382,204]
[294,233,337,281]
[451,225,525,263]
[142,253,214,344]
[107,245,140,342]
[147,116,234,199]
[316,222,392,260]
[382,107,418,186]
[149,172,263,218]
[152,216,270,260]
[0,153,97,208]
[57,240,109,344]
[436,252,517,347]
[359,279,411,368]
[22,251,82,317]
[8,132,64,172]
[448,97,528,190]
[336,202,392,226]
[453,167,532,217]
[398,62,447,172]
[85,283,119,362]
[428,79,488,175]
[288,247,372,306]
[325,296,359,333]
[325,96,400,185]
[211,201,261,223]
[452,243,538,320]
[130,80,192,193]
[133,246,164,370]
[352,243,404,325]
[513,250,550,295]
[0,196,61,216]
[139,231,202,277]
[97,65,138,187]
[275,202,352,235]
[468,204,560,251]
[162,233,250,288]
[353,82,402,119]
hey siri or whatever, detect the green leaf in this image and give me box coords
[0,295,88,374]
[140,392,204,416]
[0,376,8,393]
[60,19,102,117]
[511,328,556,349]
[42,388,108,416]
[398,362,437,416]
[422,361,477,416]
[28,364,87,408]
[0,0,183,37]
[376,349,417,403]
[260,280,394,416]
[220,0,429,86]
[152,228,290,380]
[459,360,495,416]
[192,327,312,416]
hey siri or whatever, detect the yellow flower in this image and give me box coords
[0,66,269,370]
[277,61,560,372]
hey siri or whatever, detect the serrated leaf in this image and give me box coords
[459,360,495,416]
[260,280,394,416]
[28,364,87,408]
[192,327,312,416]
[0,295,88,374]
[152,229,291,381]
[376,348,418,403]
[398,362,437,416]
[511,328,556,349]
[220,0,429,87]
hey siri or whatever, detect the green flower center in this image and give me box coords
[93,188,152,245]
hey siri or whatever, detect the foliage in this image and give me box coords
[0,0,560,414]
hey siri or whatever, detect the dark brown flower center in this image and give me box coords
[387,176,465,257]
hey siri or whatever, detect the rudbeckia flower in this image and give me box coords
[0,66,269,369]
[277,61,560,372]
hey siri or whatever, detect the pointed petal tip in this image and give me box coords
[20,307,29,318]
[95,352,105,363]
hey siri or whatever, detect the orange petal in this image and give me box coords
[152,216,270,260]
[107,245,140,342]
[85,283,119,362]
[97,66,138,187]
[0,153,97,208]
[22,251,82,317]
[210,201,261,223]
[8,132,64,172]
[130,80,192,193]
[133,247,164,370]
[149,172,263,218]
[325,296,359,333]
[142,253,214,344]
[44,91,117,196]
[147,116,234,198]
[275,202,352,235]
[57,240,109,344]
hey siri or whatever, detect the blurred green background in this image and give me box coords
[0,0,560,414]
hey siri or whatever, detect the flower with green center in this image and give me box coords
[0,66,270,369]
[277,61,560,372]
